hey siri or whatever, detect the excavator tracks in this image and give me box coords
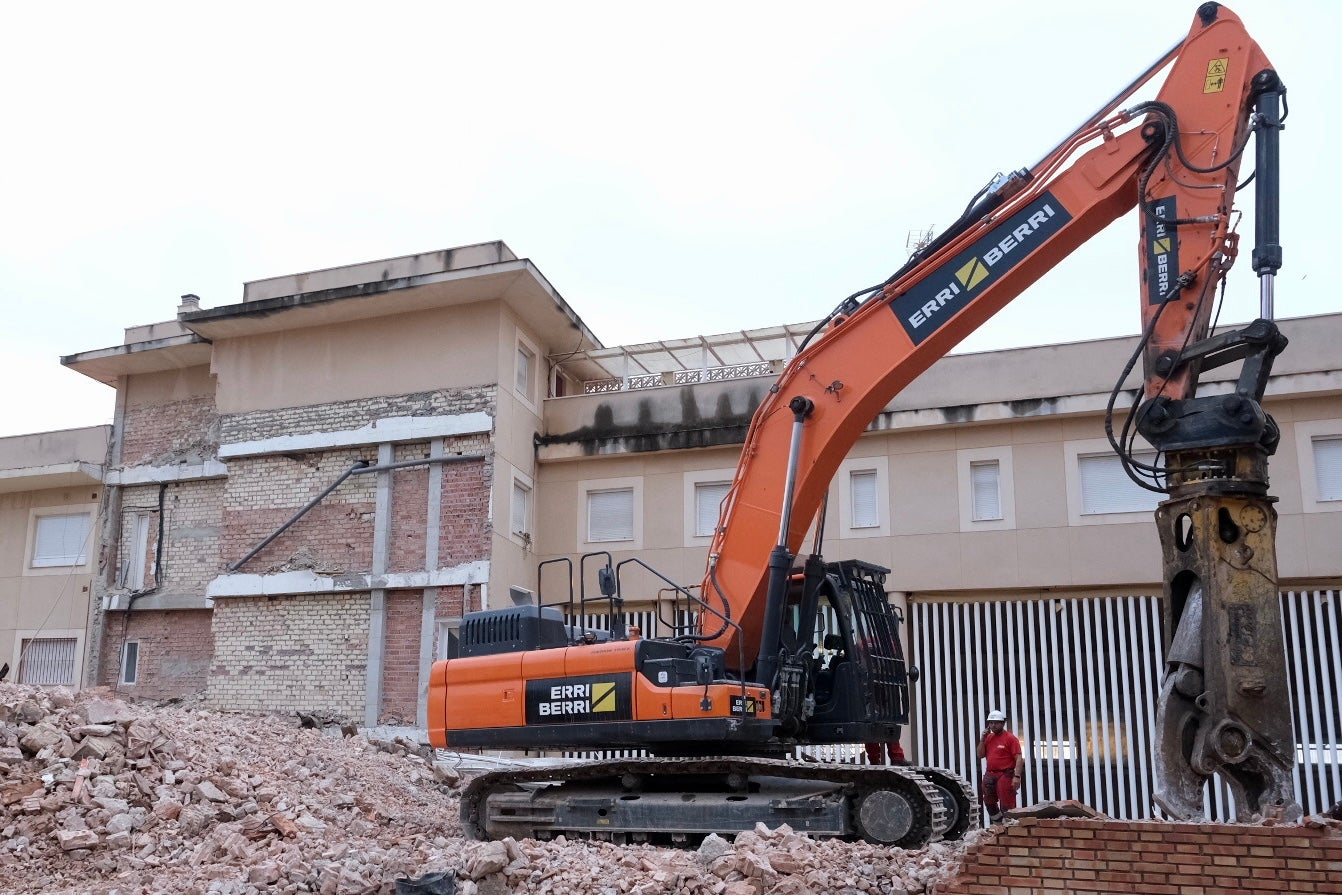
[461,756,977,849]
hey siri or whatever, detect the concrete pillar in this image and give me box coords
[365,443,393,728]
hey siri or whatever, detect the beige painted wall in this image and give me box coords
[0,483,99,686]
[123,364,215,408]
[210,301,503,413]
[532,393,1342,604]
[487,311,550,605]
[0,426,108,470]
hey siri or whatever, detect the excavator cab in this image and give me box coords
[775,559,911,746]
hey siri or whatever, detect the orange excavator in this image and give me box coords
[430,3,1298,845]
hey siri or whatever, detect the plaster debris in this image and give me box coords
[1,683,969,894]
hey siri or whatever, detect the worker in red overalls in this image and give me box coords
[977,709,1024,823]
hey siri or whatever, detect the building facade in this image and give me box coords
[47,241,1341,816]
[0,425,107,688]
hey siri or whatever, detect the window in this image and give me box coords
[120,642,139,686]
[835,456,889,538]
[515,339,536,403]
[18,638,77,685]
[850,470,880,528]
[970,460,1002,521]
[1078,452,1161,515]
[511,478,532,537]
[694,481,731,538]
[120,511,154,590]
[587,488,634,542]
[957,447,1014,531]
[1313,436,1342,502]
[580,476,642,548]
[1293,420,1342,514]
[684,468,736,545]
[32,513,92,568]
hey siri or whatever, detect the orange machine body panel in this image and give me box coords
[429,641,774,749]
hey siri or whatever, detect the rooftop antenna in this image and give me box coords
[906,227,935,257]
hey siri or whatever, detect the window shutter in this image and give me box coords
[850,470,880,528]
[1315,436,1342,501]
[18,638,77,685]
[1078,452,1161,514]
[511,480,531,534]
[588,489,634,542]
[33,513,91,567]
[970,460,1002,521]
[694,482,731,537]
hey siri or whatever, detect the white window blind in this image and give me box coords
[122,512,152,590]
[850,470,880,528]
[516,344,534,399]
[19,638,77,685]
[511,480,532,535]
[33,513,92,567]
[970,460,1002,521]
[121,641,139,685]
[1078,452,1161,515]
[694,482,731,537]
[588,488,634,542]
[1313,436,1342,501]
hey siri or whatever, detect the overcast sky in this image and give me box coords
[1,1,1334,438]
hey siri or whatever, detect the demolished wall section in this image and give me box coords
[119,395,220,468]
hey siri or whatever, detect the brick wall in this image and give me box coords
[218,388,495,445]
[222,450,377,573]
[206,593,370,717]
[439,456,491,568]
[113,480,226,594]
[380,589,424,724]
[97,609,213,698]
[121,395,219,467]
[934,817,1342,894]
[389,445,430,572]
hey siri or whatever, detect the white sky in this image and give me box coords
[1,1,1334,438]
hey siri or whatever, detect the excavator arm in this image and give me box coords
[701,3,1296,820]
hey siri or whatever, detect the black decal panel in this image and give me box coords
[525,674,634,724]
[1145,196,1181,304]
[891,193,1073,345]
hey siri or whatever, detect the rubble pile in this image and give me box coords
[452,826,971,895]
[0,683,970,894]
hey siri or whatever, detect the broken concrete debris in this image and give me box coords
[1,682,968,894]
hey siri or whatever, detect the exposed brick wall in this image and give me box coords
[111,480,226,596]
[97,609,213,698]
[121,395,219,467]
[222,450,377,574]
[435,585,471,619]
[934,817,1342,894]
[206,593,370,718]
[218,387,495,445]
[439,455,490,568]
[380,589,424,724]
[389,444,430,572]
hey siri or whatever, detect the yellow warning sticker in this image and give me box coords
[956,258,989,290]
[1204,57,1229,94]
[591,682,616,712]
[1153,237,1171,255]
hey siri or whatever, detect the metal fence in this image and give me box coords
[909,590,1342,820]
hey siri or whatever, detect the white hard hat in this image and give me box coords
[986,710,1006,722]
